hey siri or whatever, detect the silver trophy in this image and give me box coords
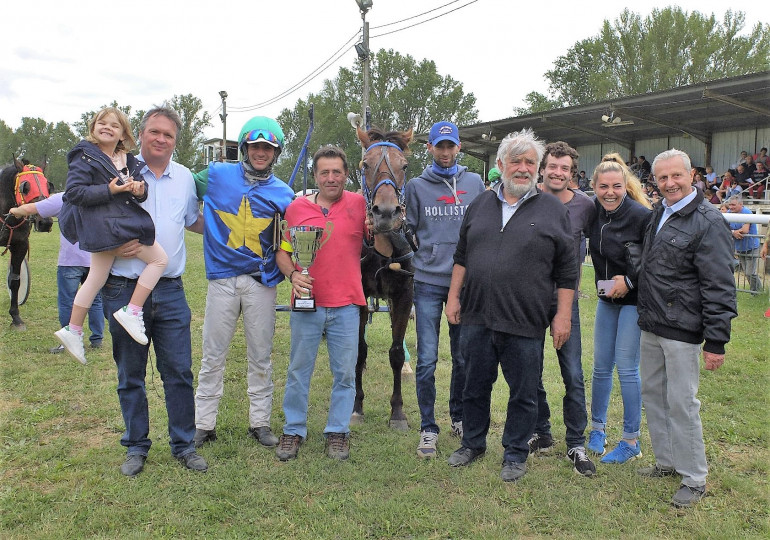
[281,221,334,311]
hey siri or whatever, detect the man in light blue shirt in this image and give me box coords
[105,105,206,477]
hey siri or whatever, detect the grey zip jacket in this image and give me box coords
[404,165,485,287]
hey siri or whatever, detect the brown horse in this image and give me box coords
[0,158,53,329]
[352,126,414,430]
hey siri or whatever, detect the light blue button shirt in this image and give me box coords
[656,188,697,233]
[110,158,200,279]
[497,184,535,228]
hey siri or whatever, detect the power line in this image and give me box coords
[215,0,479,114]
[370,0,477,39]
[227,31,360,113]
[371,0,466,29]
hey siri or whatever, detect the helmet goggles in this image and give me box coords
[243,129,280,148]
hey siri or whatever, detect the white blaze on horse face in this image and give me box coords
[314,157,347,204]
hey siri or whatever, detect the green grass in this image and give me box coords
[1,224,769,539]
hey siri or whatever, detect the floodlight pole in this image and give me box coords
[219,90,228,162]
[356,1,373,122]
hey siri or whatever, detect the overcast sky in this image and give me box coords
[1,0,767,140]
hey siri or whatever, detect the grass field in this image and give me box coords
[1,224,769,539]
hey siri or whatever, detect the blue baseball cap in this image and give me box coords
[428,121,460,146]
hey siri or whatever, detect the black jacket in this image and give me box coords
[60,141,154,252]
[454,187,576,338]
[588,195,651,306]
[637,189,736,354]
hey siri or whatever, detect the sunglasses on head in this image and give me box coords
[243,129,279,144]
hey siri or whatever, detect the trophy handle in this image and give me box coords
[319,221,334,249]
[279,219,289,242]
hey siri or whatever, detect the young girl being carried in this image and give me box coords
[57,107,168,364]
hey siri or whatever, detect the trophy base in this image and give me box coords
[292,297,316,312]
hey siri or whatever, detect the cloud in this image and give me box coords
[14,46,75,65]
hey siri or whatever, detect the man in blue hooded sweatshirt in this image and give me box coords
[405,121,485,459]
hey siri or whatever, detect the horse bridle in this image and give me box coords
[361,141,407,211]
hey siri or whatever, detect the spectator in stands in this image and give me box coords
[577,170,590,191]
[748,161,767,200]
[735,164,752,191]
[707,186,722,205]
[743,155,757,176]
[705,166,718,189]
[733,150,749,169]
[753,147,769,168]
[637,156,651,179]
[727,195,762,294]
[718,170,742,201]
[692,172,706,191]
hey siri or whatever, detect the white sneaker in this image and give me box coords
[416,431,438,459]
[450,420,463,439]
[114,306,148,345]
[54,327,87,365]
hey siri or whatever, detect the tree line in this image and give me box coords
[0,95,212,189]
[2,7,765,190]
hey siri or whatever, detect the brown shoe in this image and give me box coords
[276,434,302,461]
[326,432,350,460]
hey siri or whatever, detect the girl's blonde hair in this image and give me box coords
[592,153,652,209]
[86,107,137,153]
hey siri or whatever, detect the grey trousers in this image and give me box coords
[640,331,708,487]
[195,276,277,430]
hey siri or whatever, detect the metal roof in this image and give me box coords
[437,71,770,161]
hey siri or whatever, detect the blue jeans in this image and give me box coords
[414,280,465,433]
[101,275,196,458]
[460,325,543,464]
[535,295,587,447]
[282,305,360,438]
[57,265,104,344]
[591,300,642,439]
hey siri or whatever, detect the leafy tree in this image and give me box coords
[531,7,770,107]
[8,118,77,189]
[0,119,15,162]
[169,93,212,171]
[74,101,144,140]
[275,49,480,190]
[513,91,565,116]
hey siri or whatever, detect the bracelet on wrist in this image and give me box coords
[289,269,297,282]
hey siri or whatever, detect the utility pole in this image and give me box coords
[355,1,373,123]
[218,90,228,162]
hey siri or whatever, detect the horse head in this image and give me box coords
[356,126,413,234]
[11,157,54,232]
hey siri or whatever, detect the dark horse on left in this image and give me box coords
[352,126,415,430]
[0,158,53,329]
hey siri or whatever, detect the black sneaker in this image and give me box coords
[638,464,676,478]
[566,446,596,477]
[500,460,527,482]
[248,426,279,447]
[527,433,554,454]
[448,446,485,467]
[671,484,705,508]
[119,454,146,477]
[176,451,208,472]
[193,428,217,448]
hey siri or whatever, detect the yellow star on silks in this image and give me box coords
[214,196,272,257]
